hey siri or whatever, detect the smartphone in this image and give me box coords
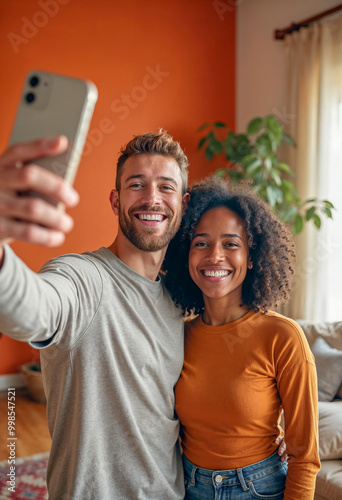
[9,70,98,205]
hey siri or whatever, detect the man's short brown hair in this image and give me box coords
[116,130,189,194]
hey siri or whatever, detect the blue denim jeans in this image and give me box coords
[183,451,288,499]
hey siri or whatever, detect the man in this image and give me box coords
[0,130,190,500]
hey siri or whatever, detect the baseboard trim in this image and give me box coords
[0,373,25,391]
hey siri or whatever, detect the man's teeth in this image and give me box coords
[203,270,230,277]
[138,214,164,221]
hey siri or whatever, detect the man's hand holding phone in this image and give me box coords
[0,136,79,255]
[0,71,97,265]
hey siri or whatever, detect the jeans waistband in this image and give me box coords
[183,450,283,490]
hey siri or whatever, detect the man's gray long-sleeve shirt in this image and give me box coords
[0,246,185,500]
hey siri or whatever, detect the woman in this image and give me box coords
[163,177,320,500]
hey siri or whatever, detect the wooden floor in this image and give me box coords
[0,389,51,461]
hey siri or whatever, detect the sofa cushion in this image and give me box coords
[315,459,342,500]
[311,337,342,401]
[297,321,342,350]
[318,401,342,459]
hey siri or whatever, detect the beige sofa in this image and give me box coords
[296,321,342,500]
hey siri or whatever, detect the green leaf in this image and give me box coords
[209,138,223,154]
[265,115,283,147]
[254,171,266,185]
[281,205,298,223]
[247,117,263,136]
[205,147,214,160]
[277,162,295,176]
[305,206,316,220]
[198,123,210,132]
[275,187,283,203]
[324,207,333,218]
[241,154,261,168]
[236,134,249,144]
[198,137,207,150]
[293,214,304,234]
[282,179,298,195]
[266,185,283,207]
[282,133,296,147]
[227,134,251,161]
[225,145,235,160]
[264,157,272,170]
[215,169,227,177]
[255,134,273,156]
[214,122,226,128]
[245,158,262,177]
[269,168,282,186]
[237,142,252,158]
[323,200,335,209]
[313,214,321,229]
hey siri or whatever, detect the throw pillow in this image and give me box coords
[318,401,342,459]
[311,336,342,401]
[297,320,342,349]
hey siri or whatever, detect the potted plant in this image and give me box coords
[198,116,334,234]
[20,361,46,404]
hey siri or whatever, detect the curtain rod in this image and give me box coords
[274,4,342,40]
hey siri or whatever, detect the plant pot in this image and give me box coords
[20,362,46,404]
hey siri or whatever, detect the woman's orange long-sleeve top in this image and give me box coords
[175,310,320,500]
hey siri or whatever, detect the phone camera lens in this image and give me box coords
[29,76,39,87]
[25,92,35,104]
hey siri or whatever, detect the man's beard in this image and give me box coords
[118,205,182,252]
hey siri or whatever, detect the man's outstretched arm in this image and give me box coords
[0,136,79,265]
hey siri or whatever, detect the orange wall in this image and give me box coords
[0,0,235,375]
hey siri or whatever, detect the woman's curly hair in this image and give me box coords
[163,176,296,316]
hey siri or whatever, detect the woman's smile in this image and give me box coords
[200,268,232,279]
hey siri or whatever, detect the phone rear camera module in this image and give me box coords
[25,92,35,104]
[29,76,39,87]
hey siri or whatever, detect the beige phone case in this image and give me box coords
[9,70,98,201]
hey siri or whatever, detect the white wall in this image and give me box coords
[236,0,342,131]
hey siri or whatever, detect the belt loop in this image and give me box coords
[190,465,197,487]
[236,468,249,491]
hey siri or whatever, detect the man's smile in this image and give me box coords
[134,212,168,225]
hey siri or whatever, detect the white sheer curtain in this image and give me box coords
[282,14,342,322]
